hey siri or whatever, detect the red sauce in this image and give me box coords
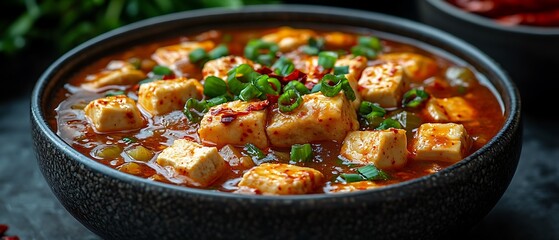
[47,27,505,194]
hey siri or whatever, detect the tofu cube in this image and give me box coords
[358,62,409,108]
[238,163,325,195]
[82,61,146,90]
[340,129,408,170]
[378,52,438,82]
[261,27,317,52]
[157,139,226,187]
[84,95,145,132]
[323,31,357,49]
[413,123,472,163]
[138,78,203,116]
[266,92,359,147]
[425,97,476,122]
[198,100,269,149]
[151,41,215,74]
[202,56,256,80]
[327,181,381,193]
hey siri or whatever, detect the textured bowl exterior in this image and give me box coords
[31,5,522,240]
[417,0,559,112]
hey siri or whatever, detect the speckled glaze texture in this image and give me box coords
[30,5,522,240]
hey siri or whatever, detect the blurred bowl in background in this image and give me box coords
[418,0,559,115]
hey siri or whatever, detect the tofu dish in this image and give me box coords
[50,27,505,195]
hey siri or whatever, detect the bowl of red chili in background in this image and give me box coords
[418,0,559,116]
[30,4,522,240]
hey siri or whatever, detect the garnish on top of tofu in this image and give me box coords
[53,27,505,195]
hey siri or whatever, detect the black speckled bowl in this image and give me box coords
[417,0,559,116]
[31,4,522,240]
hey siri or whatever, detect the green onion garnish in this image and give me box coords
[351,45,377,59]
[183,98,208,123]
[283,81,310,95]
[402,88,430,108]
[359,101,386,119]
[208,44,229,60]
[341,78,356,101]
[152,65,173,76]
[340,173,364,183]
[301,37,325,55]
[357,165,390,181]
[244,39,279,66]
[358,36,382,51]
[245,143,266,160]
[203,76,227,98]
[390,110,422,131]
[290,143,313,163]
[253,75,281,96]
[320,74,344,97]
[310,82,322,93]
[376,118,403,130]
[189,48,209,65]
[105,91,125,97]
[205,96,229,108]
[272,57,295,76]
[318,51,338,69]
[122,137,137,144]
[334,65,349,75]
[239,84,262,101]
[227,64,259,95]
[278,89,303,112]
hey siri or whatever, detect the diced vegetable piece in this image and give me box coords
[290,143,313,163]
[95,145,122,159]
[125,145,154,162]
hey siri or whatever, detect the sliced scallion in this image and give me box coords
[358,36,382,51]
[357,165,390,181]
[188,48,209,64]
[152,65,173,76]
[203,76,227,98]
[208,44,229,60]
[183,98,208,123]
[340,173,364,183]
[334,65,349,75]
[272,57,295,76]
[105,91,125,97]
[402,88,430,108]
[239,84,262,101]
[290,143,313,163]
[278,89,302,112]
[244,143,266,160]
[205,96,229,108]
[376,118,403,130]
[318,51,338,69]
[253,75,281,96]
[284,81,310,95]
[244,39,278,66]
[320,74,344,97]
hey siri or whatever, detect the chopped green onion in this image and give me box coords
[203,76,227,98]
[310,82,322,93]
[189,48,209,64]
[205,96,229,108]
[358,36,382,51]
[301,37,325,55]
[105,90,125,97]
[357,165,390,181]
[334,65,349,75]
[239,84,262,101]
[138,78,155,85]
[290,143,313,163]
[320,74,344,97]
[244,39,278,66]
[340,173,364,183]
[318,51,338,69]
[152,65,173,76]
[390,110,422,131]
[128,57,141,69]
[122,137,137,144]
[376,118,403,130]
[183,98,207,123]
[402,88,430,108]
[272,57,295,76]
[351,45,377,59]
[208,44,229,60]
[227,64,259,95]
[253,75,281,96]
[341,78,356,101]
[284,81,310,95]
[278,89,303,112]
[359,101,386,119]
[244,143,266,160]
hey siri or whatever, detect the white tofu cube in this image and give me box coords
[378,52,438,82]
[425,97,476,122]
[266,92,359,147]
[84,95,145,132]
[198,100,269,149]
[358,62,409,108]
[238,163,325,195]
[323,31,356,48]
[202,55,256,80]
[261,27,317,52]
[82,61,146,90]
[138,78,203,116]
[327,181,381,193]
[156,139,226,187]
[413,123,472,163]
[340,129,408,170]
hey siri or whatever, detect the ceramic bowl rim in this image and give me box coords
[31,4,521,202]
[424,0,559,36]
